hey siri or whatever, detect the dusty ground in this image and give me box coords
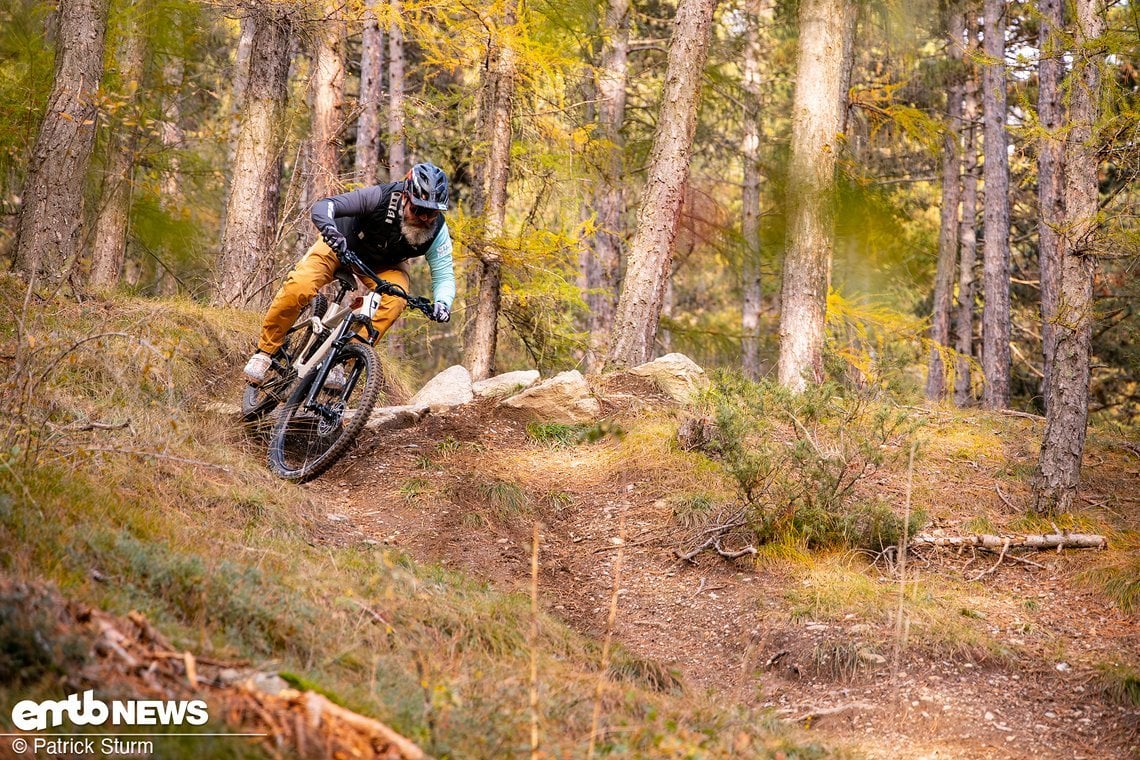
[305,402,1140,760]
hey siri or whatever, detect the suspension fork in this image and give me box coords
[302,313,374,415]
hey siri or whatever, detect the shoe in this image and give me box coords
[324,364,347,393]
[243,352,271,385]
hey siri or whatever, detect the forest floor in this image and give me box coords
[306,398,1140,760]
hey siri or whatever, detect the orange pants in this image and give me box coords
[258,240,409,355]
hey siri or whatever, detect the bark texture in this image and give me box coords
[583,0,631,365]
[1032,0,1104,515]
[775,0,857,391]
[356,6,384,185]
[300,5,346,210]
[741,0,767,380]
[12,0,109,284]
[953,15,981,406]
[981,0,1011,409]
[90,6,147,292]
[602,0,718,369]
[462,0,519,380]
[388,0,407,180]
[213,7,294,307]
[1037,0,1065,402]
[926,6,965,400]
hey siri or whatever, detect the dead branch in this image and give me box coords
[993,483,1018,512]
[910,532,1107,550]
[791,701,876,722]
[969,537,1011,581]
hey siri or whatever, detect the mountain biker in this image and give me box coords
[243,162,455,385]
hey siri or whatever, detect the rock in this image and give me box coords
[628,353,709,403]
[365,403,430,431]
[472,370,540,399]
[409,365,473,412]
[500,370,600,423]
[249,673,290,696]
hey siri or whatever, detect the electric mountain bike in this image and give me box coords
[243,251,434,483]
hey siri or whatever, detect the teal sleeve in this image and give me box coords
[425,223,456,308]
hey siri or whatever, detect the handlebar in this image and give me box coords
[341,251,436,318]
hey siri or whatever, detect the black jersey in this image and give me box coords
[310,181,444,271]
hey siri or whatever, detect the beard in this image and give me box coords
[401,213,436,247]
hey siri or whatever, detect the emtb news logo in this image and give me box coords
[11,690,208,730]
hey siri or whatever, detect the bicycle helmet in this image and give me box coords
[405,162,449,211]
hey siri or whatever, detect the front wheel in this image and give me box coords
[267,341,384,482]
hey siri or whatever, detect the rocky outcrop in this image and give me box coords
[408,365,473,412]
[365,404,430,431]
[472,370,540,399]
[628,353,708,403]
[500,370,600,423]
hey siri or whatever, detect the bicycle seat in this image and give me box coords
[333,264,356,291]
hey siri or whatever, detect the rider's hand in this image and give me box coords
[430,302,451,323]
[320,226,349,261]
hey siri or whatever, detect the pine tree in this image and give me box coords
[776,0,857,390]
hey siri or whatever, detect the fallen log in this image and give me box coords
[910,532,1107,551]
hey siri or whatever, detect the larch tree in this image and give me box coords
[601,0,718,370]
[582,0,631,366]
[775,0,857,391]
[462,0,520,380]
[90,0,148,292]
[953,11,981,406]
[12,0,109,286]
[980,0,1011,409]
[1037,0,1065,402]
[388,0,407,180]
[925,4,964,400]
[740,0,766,380]
[299,4,346,213]
[356,4,385,185]
[213,6,295,307]
[1031,0,1105,514]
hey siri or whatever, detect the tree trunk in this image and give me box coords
[387,0,407,180]
[775,0,857,391]
[160,15,186,206]
[741,0,767,380]
[582,0,630,367]
[300,5,346,211]
[1037,0,1065,404]
[229,16,255,157]
[89,4,147,292]
[356,5,384,185]
[12,0,109,285]
[953,14,981,406]
[925,5,964,400]
[1031,0,1103,515]
[981,0,1011,409]
[213,7,294,307]
[462,0,519,380]
[601,0,718,370]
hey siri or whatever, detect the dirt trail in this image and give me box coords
[306,404,1140,759]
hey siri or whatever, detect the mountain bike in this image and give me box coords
[245,251,435,483]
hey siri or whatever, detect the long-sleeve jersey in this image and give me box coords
[311,182,456,308]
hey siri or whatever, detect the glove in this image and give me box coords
[320,226,349,261]
[430,302,451,323]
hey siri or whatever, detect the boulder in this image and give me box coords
[500,370,600,423]
[472,370,540,399]
[408,365,473,412]
[628,353,709,403]
[365,404,430,431]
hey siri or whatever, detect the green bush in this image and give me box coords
[695,373,923,552]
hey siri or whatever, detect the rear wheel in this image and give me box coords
[241,295,327,421]
[267,341,383,482]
